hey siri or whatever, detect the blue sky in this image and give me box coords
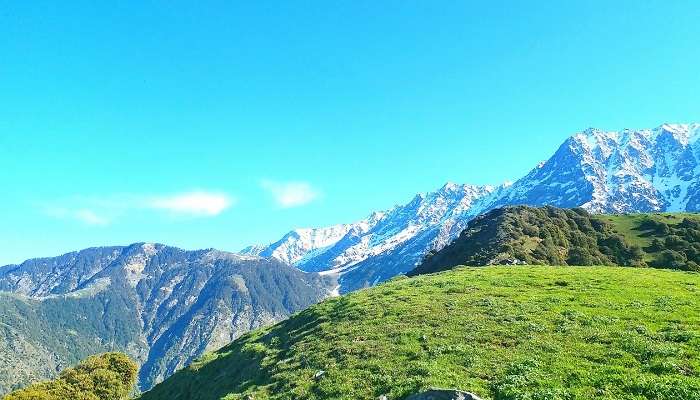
[1,1,699,264]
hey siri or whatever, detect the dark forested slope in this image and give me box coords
[410,206,700,276]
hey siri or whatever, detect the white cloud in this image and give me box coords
[42,190,234,225]
[74,209,110,225]
[261,180,319,208]
[45,207,110,226]
[147,192,233,216]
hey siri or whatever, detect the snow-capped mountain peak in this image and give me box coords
[245,123,700,293]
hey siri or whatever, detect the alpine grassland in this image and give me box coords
[139,266,700,400]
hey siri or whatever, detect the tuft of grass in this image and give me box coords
[140,266,700,400]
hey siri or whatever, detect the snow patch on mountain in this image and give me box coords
[247,123,700,292]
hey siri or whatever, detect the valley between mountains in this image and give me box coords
[2,123,700,399]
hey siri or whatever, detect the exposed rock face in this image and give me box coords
[244,123,700,292]
[405,389,483,400]
[0,244,334,394]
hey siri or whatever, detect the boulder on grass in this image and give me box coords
[405,389,483,400]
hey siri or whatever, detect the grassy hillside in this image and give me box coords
[602,212,700,269]
[411,207,700,276]
[140,266,700,400]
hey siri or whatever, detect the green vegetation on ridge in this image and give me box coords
[411,207,700,276]
[139,266,700,400]
[0,285,144,395]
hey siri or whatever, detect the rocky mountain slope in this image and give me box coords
[487,123,700,212]
[243,183,498,292]
[244,123,700,292]
[0,244,333,394]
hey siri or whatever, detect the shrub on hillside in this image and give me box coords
[640,216,700,269]
[652,250,689,271]
[4,352,137,400]
[411,206,654,275]
[412,207,700,276]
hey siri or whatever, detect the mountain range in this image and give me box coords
[0,244,333,394]
[242,123,700,292]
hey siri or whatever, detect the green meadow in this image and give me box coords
[140,266,700,400]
